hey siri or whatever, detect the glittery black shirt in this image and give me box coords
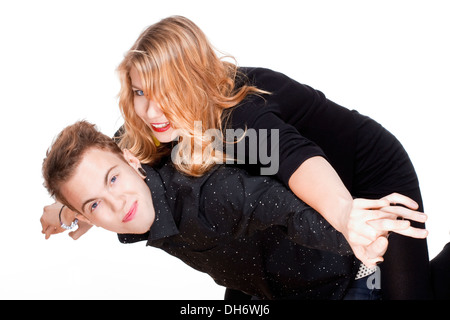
[118,161,358,299]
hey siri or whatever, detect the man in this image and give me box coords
[41,121,426,299]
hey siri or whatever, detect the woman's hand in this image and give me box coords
[40,202,92,240]
[344,193,428,267]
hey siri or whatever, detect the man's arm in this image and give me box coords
[204,168,427,259]
[201,167,354,255]
[247,181,355,255]
[246,183,428,264]
[41,202,92,240]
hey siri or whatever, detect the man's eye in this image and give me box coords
[91,202,99,211]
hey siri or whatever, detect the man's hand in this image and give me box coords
[41,202,92,240]
[41,202,66,239]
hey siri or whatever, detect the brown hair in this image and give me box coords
[117,16,268,176]
[42,120,123,210]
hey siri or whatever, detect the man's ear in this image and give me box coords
[122,149,146,178]
[75,213,94,225]
[122,149,139,168]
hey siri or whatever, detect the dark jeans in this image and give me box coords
[343,275,382,300]
[225,272,383,300]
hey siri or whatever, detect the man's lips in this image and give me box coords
[150,122,171,133]
[122,201,138,223]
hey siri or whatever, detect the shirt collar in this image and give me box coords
[117,164,179,244]
[144,164,179,242]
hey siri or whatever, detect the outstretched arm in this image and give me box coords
[41,202,92,240]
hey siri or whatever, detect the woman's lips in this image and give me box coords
[150,122,171,133]
[122,201,138,223]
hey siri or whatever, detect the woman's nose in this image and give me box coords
[146,100,164,119]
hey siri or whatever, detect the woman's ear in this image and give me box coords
[122,149,147,178]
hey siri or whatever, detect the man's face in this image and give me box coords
[61,148,155,234]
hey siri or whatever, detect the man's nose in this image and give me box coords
[109,194,126,213]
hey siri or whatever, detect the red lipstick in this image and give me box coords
[150,122,171,133]
[122,201,138,223]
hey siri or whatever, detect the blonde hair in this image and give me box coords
[117,16,268,176]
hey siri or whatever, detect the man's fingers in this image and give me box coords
[69,223,93,240]
[44,227,55,240]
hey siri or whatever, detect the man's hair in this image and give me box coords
[42,120,123,210]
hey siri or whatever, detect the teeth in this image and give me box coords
[152,122,169,128]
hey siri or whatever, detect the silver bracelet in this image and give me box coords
[59,205,78,230]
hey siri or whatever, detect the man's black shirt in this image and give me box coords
[118,161,358,299]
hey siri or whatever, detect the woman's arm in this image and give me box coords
[289,158,428,266]
[288,156,353,235]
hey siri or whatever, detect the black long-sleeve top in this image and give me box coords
[220,67,429,299]
[225,67,391,192]
[118,161,358,299]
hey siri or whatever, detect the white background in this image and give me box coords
[0,0,449,299]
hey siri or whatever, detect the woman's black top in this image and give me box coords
[225,67,418,195]
[224,67,432,299]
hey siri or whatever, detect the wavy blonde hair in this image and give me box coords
[117,16,268,176]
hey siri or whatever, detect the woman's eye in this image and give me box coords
[111,175,117,184]
[134,89,144,96]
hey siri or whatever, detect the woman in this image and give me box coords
[115,16,434,299]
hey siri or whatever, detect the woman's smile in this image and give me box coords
[150,121,171,132]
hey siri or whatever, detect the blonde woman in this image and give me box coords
[114,16,433,299]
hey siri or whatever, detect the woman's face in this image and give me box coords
[129,67,176,143]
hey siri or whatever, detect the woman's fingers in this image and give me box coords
[347,208,427,244]
[380,205,427,223]
[367,219,428,239]
[365,236,389,260]
[348,194,426,248]
[351,241,385,268]
[381,192,419,210]
[353,198,390,210]
[367,218,410,232]
[388,226,428,239]
[346,209,395,245]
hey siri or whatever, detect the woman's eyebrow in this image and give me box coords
[131,84,143,90]
[81,165,118,213]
